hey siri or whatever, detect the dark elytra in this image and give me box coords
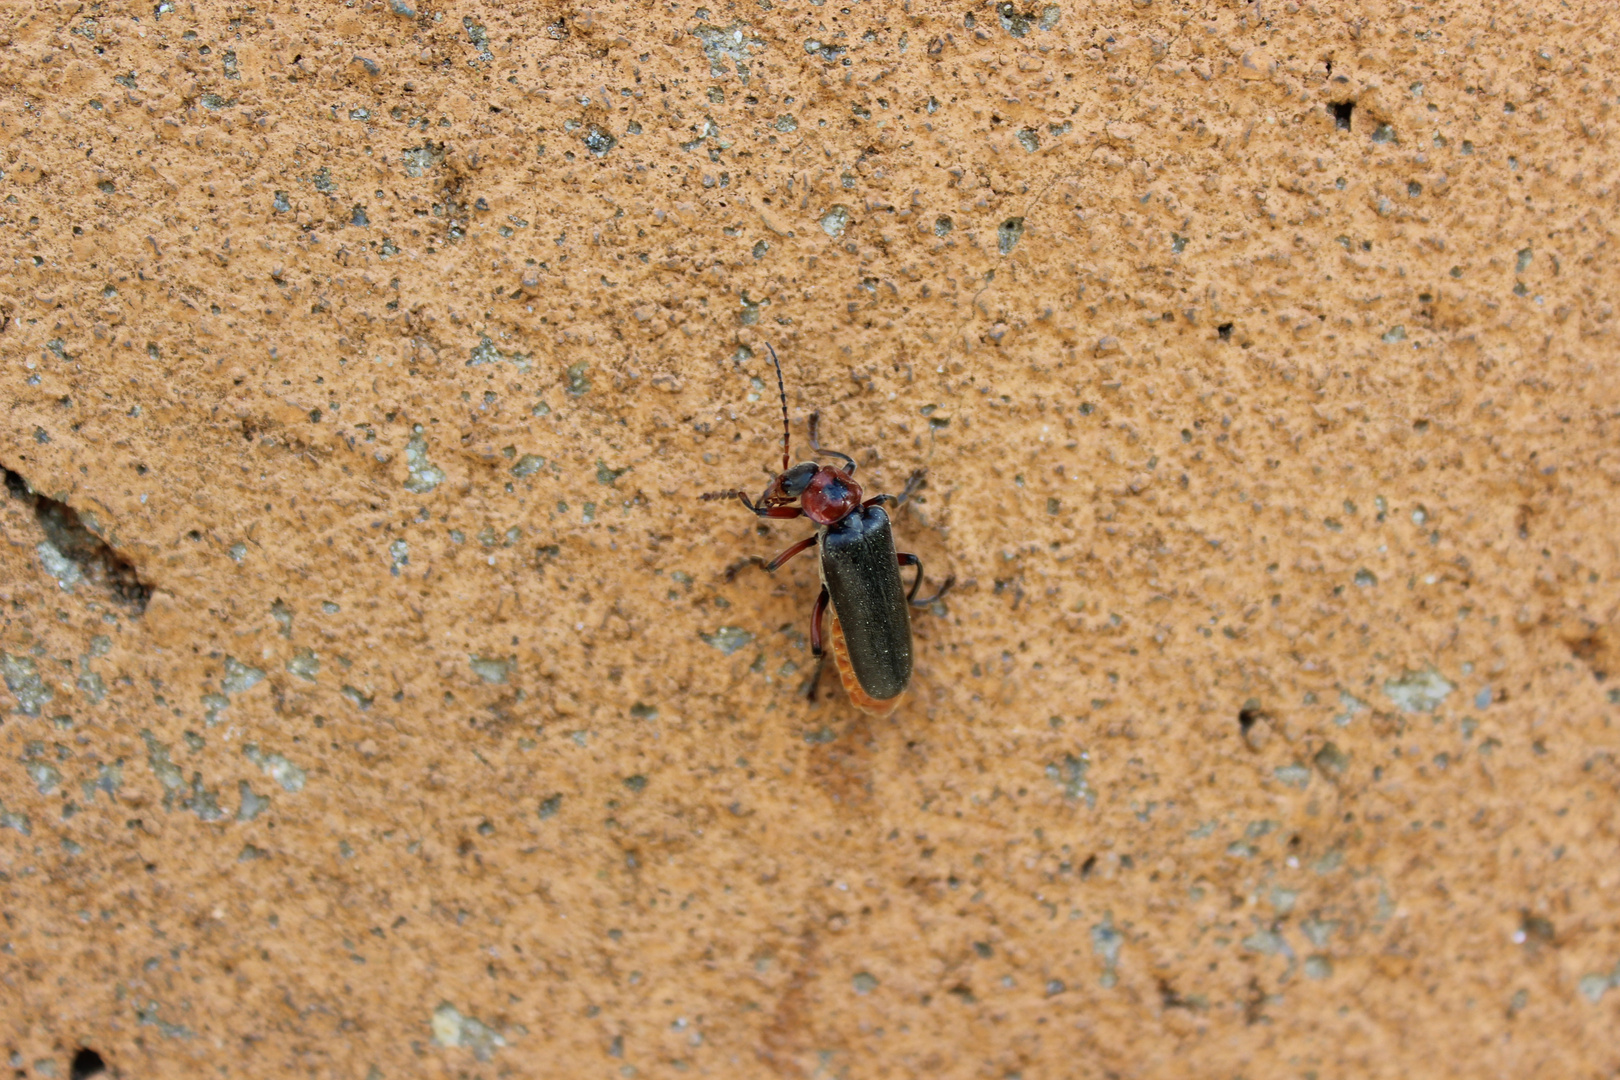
[820,504,912,701]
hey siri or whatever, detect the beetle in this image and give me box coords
[702,344,952,716]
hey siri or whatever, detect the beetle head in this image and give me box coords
[766,462,819,502]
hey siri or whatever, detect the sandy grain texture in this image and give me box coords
[2,0,1619,1076]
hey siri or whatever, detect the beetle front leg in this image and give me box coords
[739,491,806,520]
[700,489,806,520]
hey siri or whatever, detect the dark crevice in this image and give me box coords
[1519,910,1556,948]
[71,1048,108,1080]
[1243,976,1268,1025]
[1331,101,1354,130]
[3,466,150,613]
[1158,977,1192,1010]
[1216,322,1234,341]
[1566,629,1614,682]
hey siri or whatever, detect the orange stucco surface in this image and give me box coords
[2,1,1618,1076]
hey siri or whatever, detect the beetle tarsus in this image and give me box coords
[897,469,928,507]
[802,652,829,701]
[723,555,768,581]
[912,574,954,607]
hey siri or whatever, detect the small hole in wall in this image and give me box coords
[1238,707,1261,736]
[1216,323,1233,341]
[71,1048,108,1080]
[1330,101,1354,130]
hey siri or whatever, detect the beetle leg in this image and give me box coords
[767,534,818,571]
[724,533,817,581]
[701,489,806,519]
[802,587,831,701]
[745,496,805,519]
[742,491,807,519]
[861,493,898,509]
[896,552,924,600]
[808,411,858,475]
[897,552,954,607]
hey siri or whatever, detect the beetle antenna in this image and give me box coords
[766,342,790,473]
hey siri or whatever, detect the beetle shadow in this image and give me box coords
[804,713,878,809]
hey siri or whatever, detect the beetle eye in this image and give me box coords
[779,462,818,497]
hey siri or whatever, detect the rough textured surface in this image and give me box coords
[2,1,1618,1076]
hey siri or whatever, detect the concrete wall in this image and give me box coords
[2,0,1617,1075]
